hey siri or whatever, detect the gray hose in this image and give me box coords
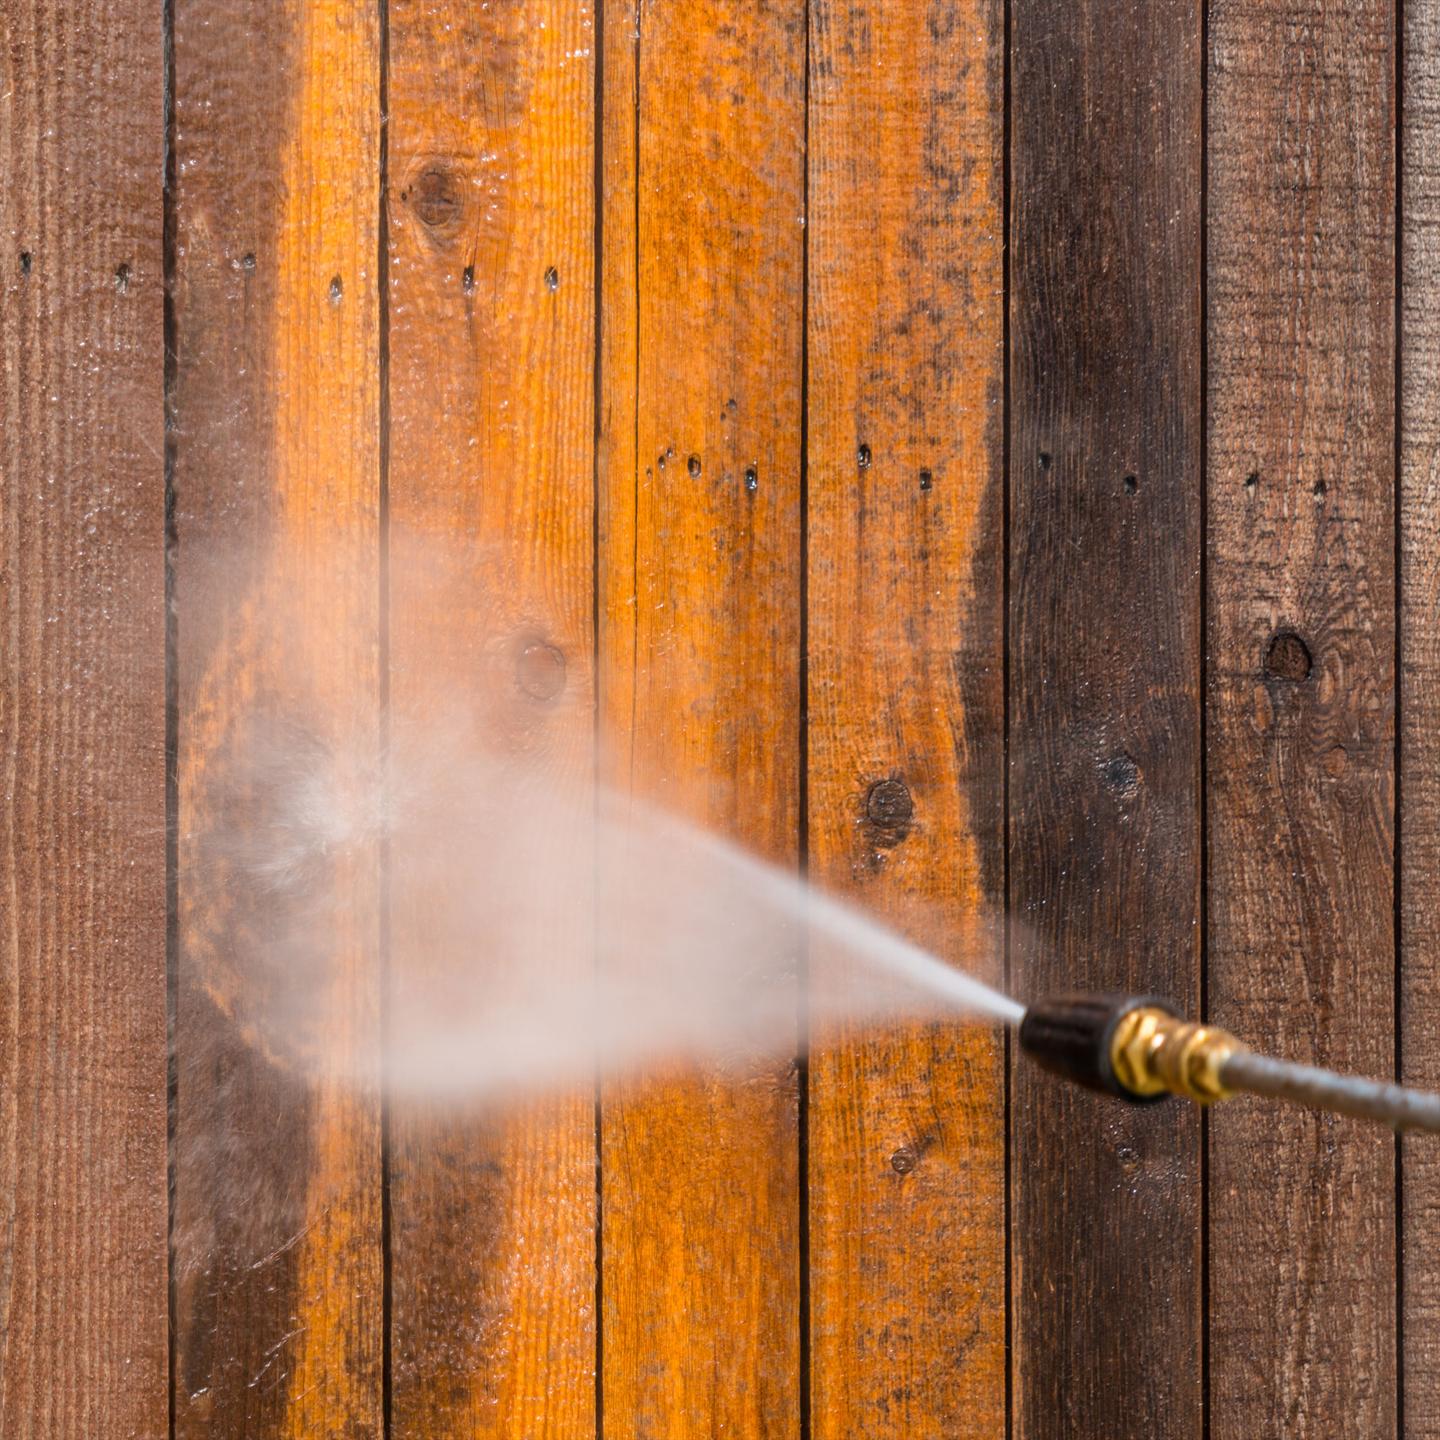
[1220,1050,1440,1134]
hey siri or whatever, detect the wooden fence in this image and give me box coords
[2,0,1434,1434]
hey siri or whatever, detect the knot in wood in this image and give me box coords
[865,778,914,834]
[408,166,465,233]
[516,641,567,701]
[1265,630,1312,683]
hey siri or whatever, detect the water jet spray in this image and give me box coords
[1018,993,1440,1133]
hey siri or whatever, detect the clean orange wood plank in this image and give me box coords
[384,0,597,1433]
[805,0,1007,1433]
[170,0,384,1429]
[0,0,167,1431]
[1207,1,1396,1433]
[598,0,805,1435]
[1403,4,1440,1431]
[1009,1,1203,1434]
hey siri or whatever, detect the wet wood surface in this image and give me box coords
[597,2,805,1435]
[385,0,597,1433]
[2,0,1434,1434]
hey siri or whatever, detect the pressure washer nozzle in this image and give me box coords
[1018,994,1237,1104]
[1018,992,1440,1134]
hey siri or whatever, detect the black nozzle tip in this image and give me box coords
[1019,992,1178,1101]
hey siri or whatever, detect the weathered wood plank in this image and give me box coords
[1401,0,1437,1433]
[171,0,384,1428]
[385,0,597,1432]
[1207,1,1396,1434]
[597,0,806,1434]
[0,0,168,1432]
[805,0,1007,1433]
[1009,1,1203,1435]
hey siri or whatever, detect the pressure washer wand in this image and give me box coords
[1018,993,1440,1134]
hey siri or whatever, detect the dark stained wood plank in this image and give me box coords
[1009,1,1203,1435]
[1403,4,1440,1432]
[804,0,1007,1433]
[1207,1,1396,1434]
[0,0,168,1432]
[384,0,597,1431]
[170,0,384,1429]
[597,0,805,1434]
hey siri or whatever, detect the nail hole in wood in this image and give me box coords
[462,265,475,294]
[114,263,131,294]
[1123,473,1138,495]
[1038,451,1052,471]
[688,454,702,478]
[19,251,32,276]
[857,443,872,471]
[544,265,559,291]
[919,468,933,492]
[744,465,759,493]
[328,275,343,305]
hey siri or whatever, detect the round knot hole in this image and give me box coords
[1265,630,1312,683]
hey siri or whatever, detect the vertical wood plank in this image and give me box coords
[805,0,1007,1434]
[171,0,384,1429]
[1208,1,1396,1434]
[385,0,597,1433]
[1403,2,1440,1430]
[0,0,168,1432]
[1009,1,1203,1435]
[598,0,805,1435]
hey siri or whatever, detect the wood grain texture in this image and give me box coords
[598,0,805,1435]
[171,0,384,1430]
[0,0,168,1432]
[1401,0,1439,1432]
[1009,2,1203,1435]
[385,0,597,1432]
[1207,1,1396,1434]
[804,0,1007,1434]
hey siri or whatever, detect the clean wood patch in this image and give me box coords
[598,1,806,1435]
[385,0,598,1431]
[805,0,1007,1432]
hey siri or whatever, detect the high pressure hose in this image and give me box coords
[1018,993,1440,1134]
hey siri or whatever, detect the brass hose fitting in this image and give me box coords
[1109,1006,1241,1105]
